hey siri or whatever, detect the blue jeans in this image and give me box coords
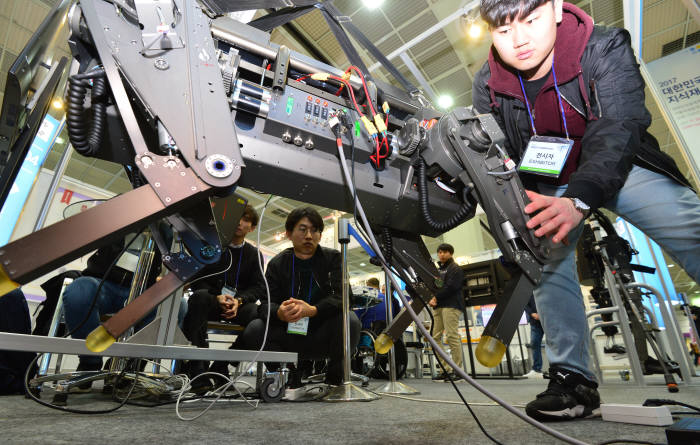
[535,166,700,381]
[530,322,544,372]
[63,277,133,367]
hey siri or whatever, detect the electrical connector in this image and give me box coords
[382,101,390,114]
[360,115,378,137]
[310,72,330,81]
[374,113,387,134]
[328,115,341,131]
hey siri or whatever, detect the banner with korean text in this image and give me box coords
[646,44,700,183]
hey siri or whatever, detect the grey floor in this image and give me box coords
[1,373,699,445]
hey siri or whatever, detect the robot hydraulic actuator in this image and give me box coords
[0,0,550,367]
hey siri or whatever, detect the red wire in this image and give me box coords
[348,66,377,116]
[329,75,365,118]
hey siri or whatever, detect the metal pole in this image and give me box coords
[341,236,351,384]
[376,272,419,394]
[323,219,378,402]
[33,142,72,232]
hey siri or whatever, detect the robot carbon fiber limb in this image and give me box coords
[0,0,549,367]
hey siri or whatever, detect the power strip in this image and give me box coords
[601,403,673,426]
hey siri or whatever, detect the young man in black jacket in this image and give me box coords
[429,243,465,382]
[182,205,265,378]
[473,0,700,421]
[253,207,360,385]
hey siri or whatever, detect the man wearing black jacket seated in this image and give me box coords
[182,204,265,379]
[252,207,360,386]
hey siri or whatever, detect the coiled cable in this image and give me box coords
[66,68,107,157]
[416,158,474,232]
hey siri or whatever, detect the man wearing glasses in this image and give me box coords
[255,207,360,386]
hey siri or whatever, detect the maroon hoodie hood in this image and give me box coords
[486,2,594,103]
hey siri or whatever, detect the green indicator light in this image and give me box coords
[286,96,294,115]
[354,120,361,138]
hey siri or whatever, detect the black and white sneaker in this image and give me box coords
[444,372,462,382]
[525,367,601,421]
[432,372,449,382]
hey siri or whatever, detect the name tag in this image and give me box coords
[221,285,237,297]
[287,317,309,335]
[518,136,574,178]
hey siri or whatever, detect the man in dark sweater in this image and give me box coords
[182,204,265,378]
[429,243,465,382]
[253,207,360,386]
[473,0,700,420]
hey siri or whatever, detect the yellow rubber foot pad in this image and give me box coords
[475,335,506,368]
[374,333,394,355]
[0,265,20,298]
[86,325,116,352]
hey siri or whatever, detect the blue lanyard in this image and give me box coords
[517,57,570,140]
[291,256,314,302]
[224,246,244,290]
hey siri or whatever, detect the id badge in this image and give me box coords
[518,135,574,178]
[287,317,309,336]
[221,285,237,297]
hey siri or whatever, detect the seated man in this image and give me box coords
[354,277,400,332]
[254,207,360,385]
[182,205,265,378]
[63,228,170,377]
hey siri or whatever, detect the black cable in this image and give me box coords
[23,353,140,414]
[643,398,700,412]
[66,68,108,157]
[596,440,664,445]
[62,227,146,339]
[411,283,503,445]
[416,159,475,232]
[380,227,392,264]
[62,199,108,219]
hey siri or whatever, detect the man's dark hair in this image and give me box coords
[285,207,324,233]
[437,243,454,255]
[480,0,552,27]
[366,277,380,288]
[241,204,259,227]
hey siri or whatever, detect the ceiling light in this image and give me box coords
[360,262,366,266]
[460,7,485,42]
[55,137,64,144]
[438,95,454,110]
[274,233,283,241]
[467,22,483,39]
[51,98,64,109]
[667,264,674,267]
[363,0,384,9]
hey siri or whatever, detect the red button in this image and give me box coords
[307,95,312,101]
[315,98,321,104]
[323,101,328,107]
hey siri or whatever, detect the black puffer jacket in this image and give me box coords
[472,3,691,210]
[260,246,342,326]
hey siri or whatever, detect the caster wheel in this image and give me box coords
[260,377,284,403]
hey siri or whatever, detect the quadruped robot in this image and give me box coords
[0,0,550,375]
